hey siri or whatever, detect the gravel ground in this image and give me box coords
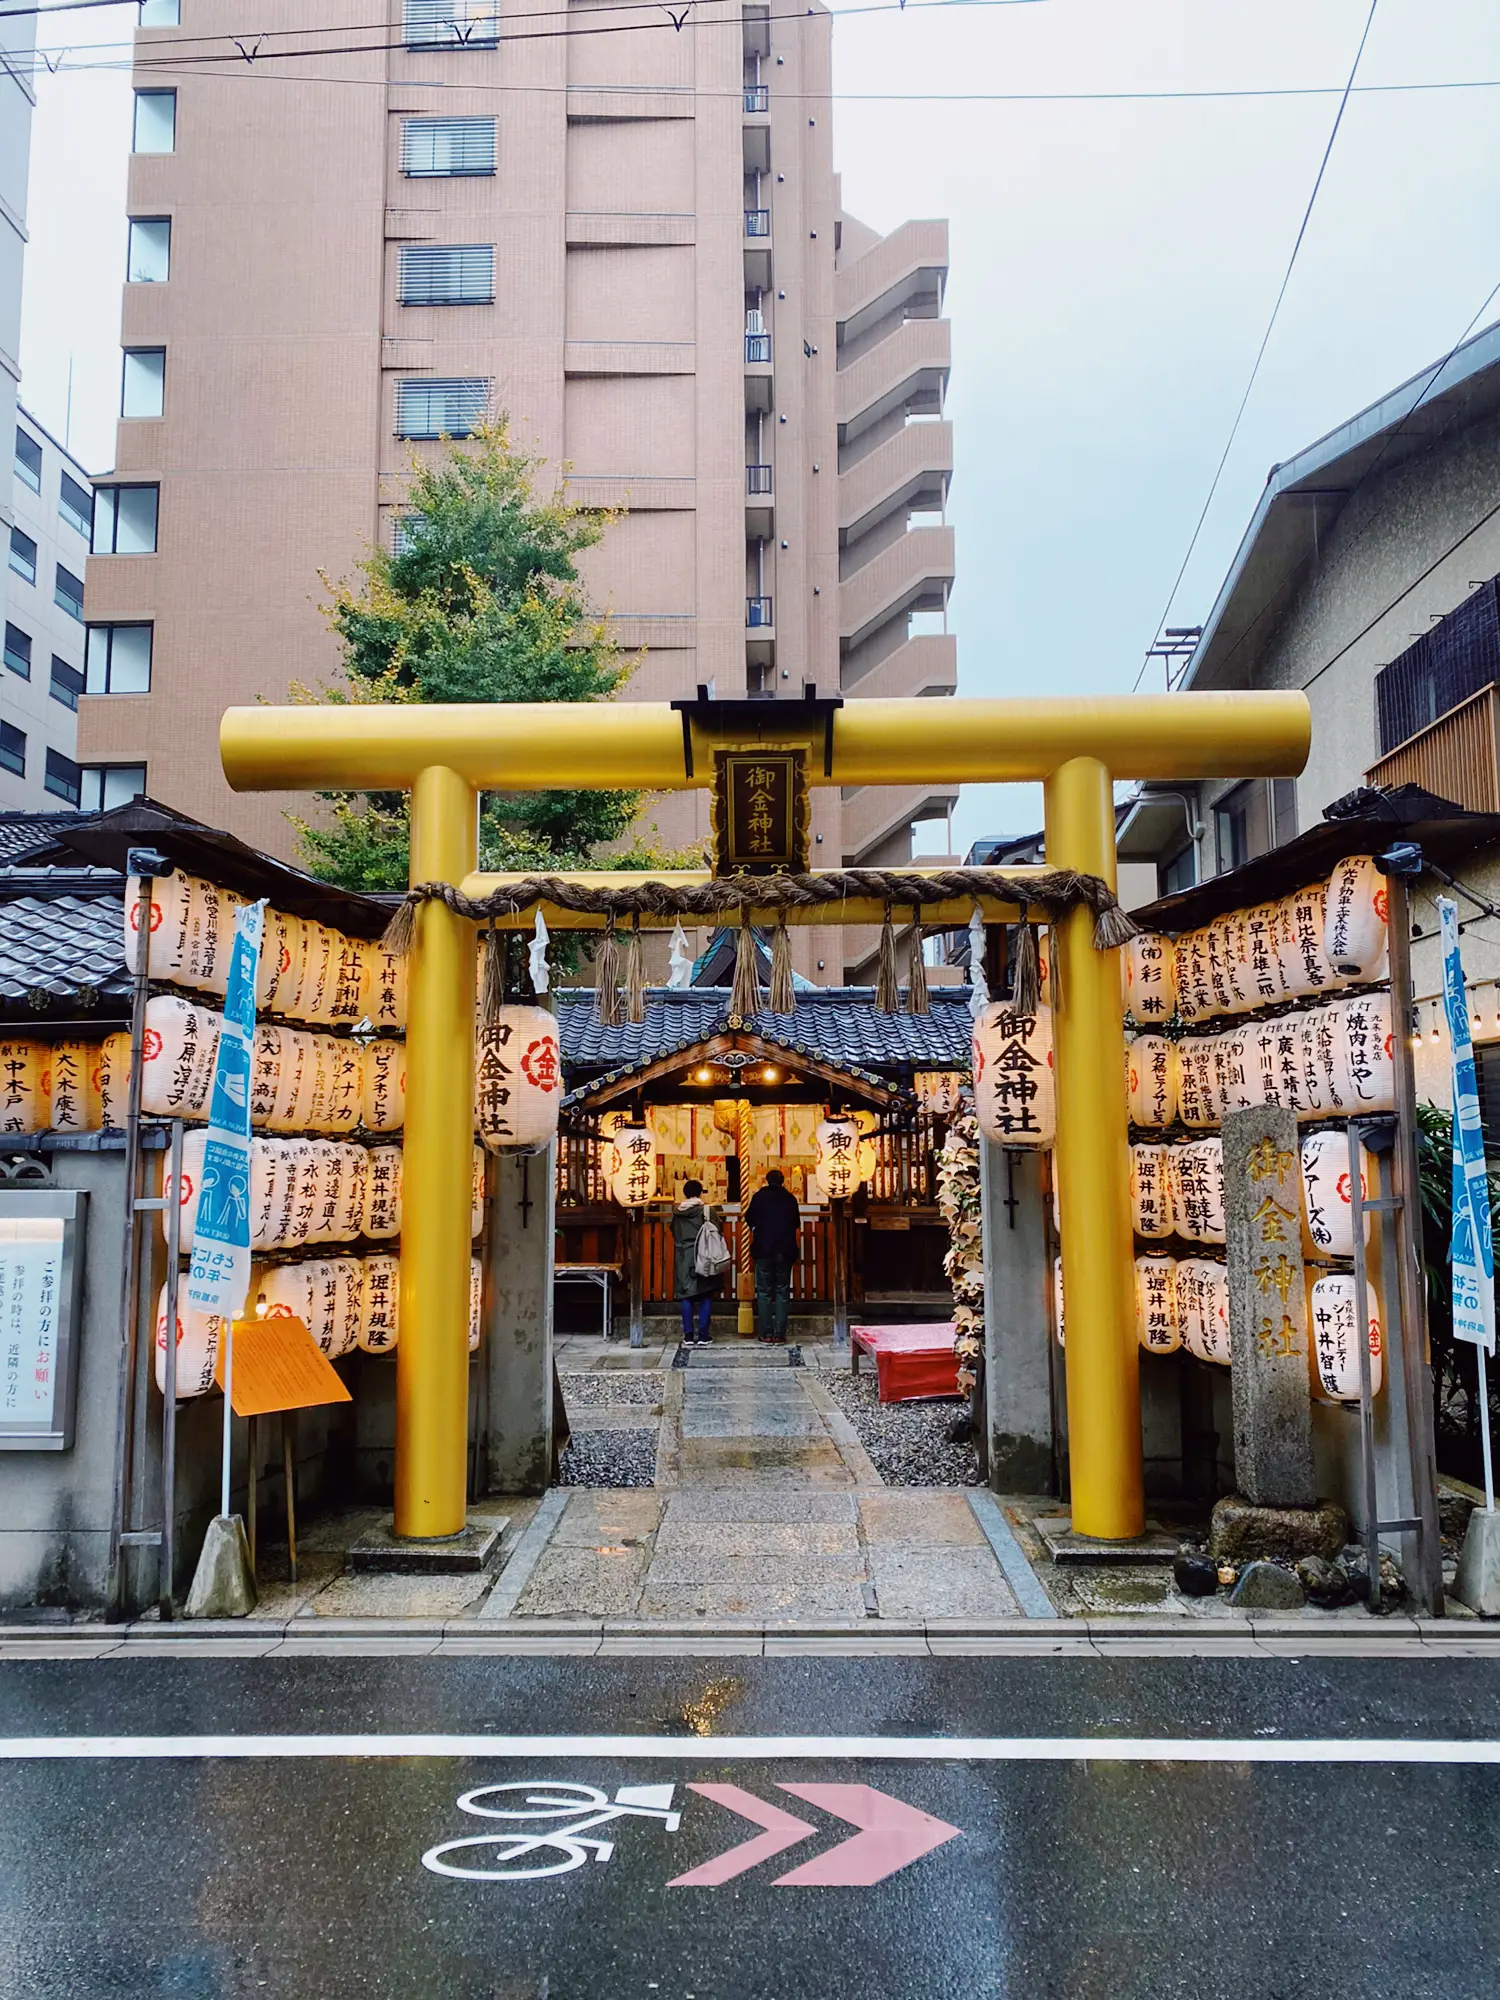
[560,1372,666,1407]
[557,1426,659,1487]
[821,1371,979,1487]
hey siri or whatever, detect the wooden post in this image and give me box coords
[831,1196,849,1347]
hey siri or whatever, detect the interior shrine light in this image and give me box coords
[696,1066,713,1083]
[762,1066,778,1083]
[254,1292,268,1319]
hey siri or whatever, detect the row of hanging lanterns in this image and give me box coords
[600,1113,879,1207]
[1128,1130,1372,1254]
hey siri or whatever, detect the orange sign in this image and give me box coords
[213,1316,352,1418]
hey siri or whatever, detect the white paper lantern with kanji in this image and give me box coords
[248,1025,282,1129]
[365,944,408,1032]
[1274,885,1337,999]
[125,870,192,978]
[359,1254,400,1352]
[298,1142,338,1244]
[95,1032,132,1131]
[814,1118,863,1200]
[1323,856,1388,981]
[45,1041,99,1133]
[154,1282,225,1399]
[1052,1256,1065,1348]
[476,1007,562,1154]
[249,1139,284,1251]
[323,1038,364,1135]
[294,923,341,1026]
[1219,910,1257,1013]
[328,1256,364,1357]
[336,1143,369,1241]
[281,1141,323,1248]
[160,1127,209,1253]
[609,1123,657,1206]
[914,1070,966,1118]
[254,908,300,1013]
[1299,1130,1372,1257]
[328,936,370,1026]
[1175,1038,1221,1130]
[1308,1272,1382,1400]
[363,1144,403,1238]
[261,1260,317,1336]
[469,1255,483,1353]
[1135,1254,1180,1354]
[264,1028,309,1132]
[1204,916,1238,1015]
[1241,903,1288,1009]
[1127,1035,1178,1129]
[362,1038,405,1133]
[1336,991,1395,1112]
[300,1034,337,1132]
[0,1040,42,1135]
[1248,1015,1308,1117]
[972,1001,1054,1146]
[471,1145,486,1239]
[1174,930,1215,1024]
[1174,1138,1225,1245]
[139,997,219,1120]
[1130,1144,1176,1240]
[1124,933,1178,1026]
[1176,1258,1230,1364]
[185,879,241,996]
[303,1260,345,1354]
[1215,1026,1259,1116]
[265,1140,306,1250]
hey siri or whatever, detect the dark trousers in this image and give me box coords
[680,1292,713,1341]
[754,1254,794,1341]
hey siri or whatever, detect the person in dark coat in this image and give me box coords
[671,1179,722,1343]
[745,1167,800,1343]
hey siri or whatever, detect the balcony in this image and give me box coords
[841,632,957,701]
[746,595,774,628]
[839,525,954,651]
[744,208,770,238]
[839,420,952,546]
[743,85,768,112]
[1366,683,1500,812]
[746,464,773,494]
[744,332,773,412]
[835,219,948,346]
[837,317,950,446]
[746,462,774,538]
[743,209,771,287]
[841,783,960,867]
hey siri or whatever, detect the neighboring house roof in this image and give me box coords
[0,812,92,864]
[0,877,131,1018]
[1181,318,1500,694]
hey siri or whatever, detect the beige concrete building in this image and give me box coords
[81,0,957,982]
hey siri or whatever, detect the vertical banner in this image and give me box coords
[186,900,265,1321]
[1439,897,1495,1354]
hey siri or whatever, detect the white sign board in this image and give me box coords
[0,1190,86,1451]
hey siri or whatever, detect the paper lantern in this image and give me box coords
[1242,903,1288,1009]
[472,1145,486,1239]
[282,1140,324,1248]
[303,1034,341,1132]
[1275,885,1338,999]
[972,1001,1055,1146]
[476,1006,562,1154]
[255,908,302,1014]
[1174,1038,1219,1130]
[359,1253,400,1352]
[914,1070,966,1118]
[328,936,370,1025]
[1127,1035,1178,1129]
[362,1039,406,1133]
[139,996,219,1121]
[1130,1144,1176,1240]
[1323,856,1387,981]
[1174,930,1215,1024]
[1135,1254,1180,1354]
[365,943,408,1032]
[1308,1271,1383,1400]
[0,1040,42,1135]
[1173,1138,1225,1244]
[261,1258,316,1333]
[45,1041,99,1133]
[95,1033,132,1131]
[125,870,193,978]
[300,1259,343,1355]
[363,1144,403,1239]
[247,1025,282,1130]
[324,1038,364,1135]
[1297,1003,1352,1117]
[307,1141,347,1245]
[1124,933,1177,1026]
[1052,1256,1065,1348]
[1218,910,1255,1013]
[161,1127,209,1253]
[1177,1257,1230,1364]
[181,878,237,995]
[294,923,341,1026]
[154,1282,225,1399]
[265,1140,306,1250]
[469,1255,483,1353]
[1204,916,1238,1016]
[607,1124,657,1206]
[336,1144,369,1241]
[1215,1026,1258,1117]
[250,1139,285,1251]
[814,1118,863,1200]
[328,1256,364,1357]
[1299,1130,1372,1257]
[1337,991,1395,1113]
[1247,1016,1307,1117]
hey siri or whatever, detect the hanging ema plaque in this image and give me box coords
[713,751,808,875]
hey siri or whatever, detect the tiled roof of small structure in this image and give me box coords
[0,812,93,864]
[557,986,973,1099]
[0,876,131,1016]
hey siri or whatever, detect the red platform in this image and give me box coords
[850,1322,960,1404]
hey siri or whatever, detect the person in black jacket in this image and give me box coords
[745,1167,800,1344]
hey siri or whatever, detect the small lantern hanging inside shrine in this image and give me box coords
[815,1117,864,1200]
[1307,1271,1383,1400]
[476,1005,562,1154]
[608,1123,658,1206]
[1135,1253,1180,1354]
[971,1001,1054,1147]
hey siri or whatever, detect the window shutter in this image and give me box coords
[403,0,499,48]
[397,245,494,305]
[395,379,491,439]
[402,117,496,176]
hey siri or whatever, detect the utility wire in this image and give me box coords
[1133,0,1380,692]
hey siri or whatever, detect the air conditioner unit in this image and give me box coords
[745,309,765,336]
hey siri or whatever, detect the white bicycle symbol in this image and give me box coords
[422,1781,681,1882]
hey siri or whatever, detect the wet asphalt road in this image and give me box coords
[4,1647,1500,1999]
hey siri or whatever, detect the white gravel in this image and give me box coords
[557,1427,659,1487]
[821,1371,979,1487]
[561,1372,666,1407]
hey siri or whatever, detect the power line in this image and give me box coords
[1133,0,1380,692]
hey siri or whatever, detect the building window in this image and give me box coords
[44,750,81,806]
[79,763,147,812]
[3,624,31,679]
[55,566,85,623]
[398,244,494,306]
[1160,842,1196,898]
[392,514,424,555]
[121,349,166,419]
[139,0,180,22]
[403,0,499,49]
[0,724,26,779]
[401,116,496,177]
[1272,776,1297,848]
[49,657,84,711]
[132,89,176,153]
[395,377,489,439]
[14,428,41,494]
[127,217,171,283]
[59,473,92,538]
[85,623,152,695]
[93,485,159,555]
[1213,778,1297,877]
[8,528,37,585]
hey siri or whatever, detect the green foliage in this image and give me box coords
[292,419,691,890]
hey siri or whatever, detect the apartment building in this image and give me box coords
[0,5,35,536]
[2,409,96,811]
[81,0,958,981]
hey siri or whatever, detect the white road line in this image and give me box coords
[3,1733,1500,1763]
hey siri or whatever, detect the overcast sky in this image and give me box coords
[19,0,1500,848]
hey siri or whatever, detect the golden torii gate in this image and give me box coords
[222,691,1309,1543]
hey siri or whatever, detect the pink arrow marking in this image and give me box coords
[771,1784,960,1886]
[667,1784,818,1887]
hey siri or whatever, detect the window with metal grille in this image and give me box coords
[398,245,494,306]
[93,485,159,555]
[9,528,36,585]
[44,750,81,806]
[3,624,31,679]
[14,429,41,493]
[403,0,498,48]
[50,657,84,711]
[85,623,152,695]
[0,724,26,778]
[395,378,489,439]
[1375,576,1500,755]
[55,566,85,622]
[402,116,496,176]
[59,474,92,539]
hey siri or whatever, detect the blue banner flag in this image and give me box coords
[1439,896,1495,1354]
[185,900,265,1322]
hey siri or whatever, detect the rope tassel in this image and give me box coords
[624,914,646,1025]
[906,906,929,1016]
[731,910,763,1020]
[769,916,796,1015]
[594,916,623,1027]
[1011,916,1041,1017]
[480,918,506,1036]
[875,904,900,1015]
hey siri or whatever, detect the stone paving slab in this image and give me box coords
[513,1543,650,1618]
[644,1549,867,1589]
[867,1546,1021,1621]
[859,1491,988,1547]
[548,1492,663,1546]
[652,1519,859,1560]
[662,1490,861,1525]
[635,1580,869,1621]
